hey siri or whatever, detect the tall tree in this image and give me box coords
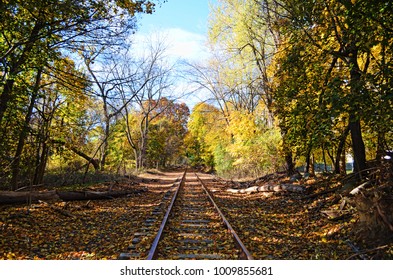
[146,98,190,168]
[0,0,161,188]
[0,0,157,125]
[119,38,175,170]
[207,0,296,174]
[273,0,393,176]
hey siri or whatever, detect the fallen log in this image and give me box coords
[56,190,146,201]
[0,188,147,205]
[227,186,259,194]
[226,184,305,194]
[0,190,59,204]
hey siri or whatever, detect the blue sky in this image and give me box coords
[138,0,216,35]
[133,0,217,61]
[132,0,217,107]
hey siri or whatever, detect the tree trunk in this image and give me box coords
[335,124,350,174]
[69,146,100,172]
[52,139,100,171]
[100,121,110,171]
[10,68,42,190]
[285,152,295,176]
[137,114,149,170]
[322,146,328,172]
[326,148,336,171]
[340,148,347,175]
[376,131,386,162]
[34,141,49,185]
[348,50,367,177]
[0,79,15,127]
[310,154,315,176]
[133,149,139,170]
[305,150,311,174]
[100,100,110,171]
[279,121,295,176]
[349,118,366,175]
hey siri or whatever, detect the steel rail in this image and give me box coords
[146,170,187,260]
[195,173,254,260]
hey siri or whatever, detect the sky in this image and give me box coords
[132,0,218,107]
[138,0,215,35]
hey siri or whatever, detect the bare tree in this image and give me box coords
[117,38,175,170]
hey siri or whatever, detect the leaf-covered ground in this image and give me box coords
[198,173,393,260]
[0,171,181,260]
[1,170,392,259]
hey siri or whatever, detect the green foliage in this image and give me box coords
[0,0,162,188]
[1,0,393,187]
[186,102,282,177]
[270,0,393,171]
[186,102,223,169]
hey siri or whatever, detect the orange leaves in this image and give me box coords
[2,171,389,260]
[206,175,357,259]
[0,178,171,260]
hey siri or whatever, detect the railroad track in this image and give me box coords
[142,170,253,260]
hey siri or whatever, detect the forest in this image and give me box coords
[1,0,393,259]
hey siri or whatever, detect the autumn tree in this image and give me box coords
[0,0,157,125]
[186,102,223,170]
[6,57,93,188]
[81,47,139,172]
[0,0,161,189]
[146,98,190,168]
[208,0,279,117]
[205,0,296,175]
[272,0,393,176]
[116,38,177,170]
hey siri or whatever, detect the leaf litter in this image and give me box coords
[1,171,392,259]
[0,171,181,260]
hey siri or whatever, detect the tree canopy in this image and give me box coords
[0,0,173,189]
[185,0,392,178]
[1,0,392,188]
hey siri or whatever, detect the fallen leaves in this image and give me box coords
[1,171,391,260]
[0,172,181,260]
[201,173,380,259]
[154,174,241,259]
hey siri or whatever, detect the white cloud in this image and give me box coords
[129,28,212,110]
[130,27,210,63]
[165,28,210,61]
